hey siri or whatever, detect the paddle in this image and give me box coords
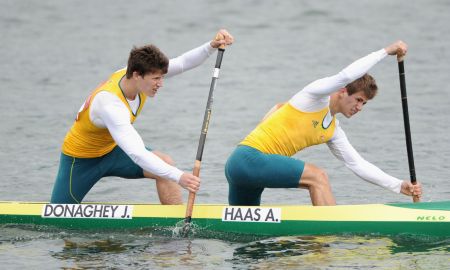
[182,40,226,235]
[397,55,420,203]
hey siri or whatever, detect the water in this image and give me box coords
[1,0,449,268]
[1,225,449,269]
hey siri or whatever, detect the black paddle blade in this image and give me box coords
[181,216,192,237]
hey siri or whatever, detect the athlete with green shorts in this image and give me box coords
[226,40,422,206]
[51,29,234,204]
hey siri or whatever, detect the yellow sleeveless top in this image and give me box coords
[62,69,147,158]
[240,103,336,156]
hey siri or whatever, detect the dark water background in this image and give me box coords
[1,0,449,268]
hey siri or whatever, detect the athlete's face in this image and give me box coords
[135,71,165,97]
[340,89,368,118]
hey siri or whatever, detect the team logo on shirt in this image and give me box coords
[312,120,319,128]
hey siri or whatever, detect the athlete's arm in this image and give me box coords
[90,92,183,183]
[165,29,233,78]
[290,48,388,112]
[326,125,403,193]
[165,42,216,78]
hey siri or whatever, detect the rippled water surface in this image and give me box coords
[1,0,449,268]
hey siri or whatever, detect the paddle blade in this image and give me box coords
[181,216,192,237]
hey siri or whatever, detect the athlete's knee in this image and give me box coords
[155,179,183,205]
[314,168,330,189]
[159,193,182,205]
[152,151,175,166]
[301,164,330,190]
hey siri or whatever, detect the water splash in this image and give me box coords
[171,220,200,238]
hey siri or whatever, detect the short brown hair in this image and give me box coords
[345,74,378,100]
[125,44,169,79]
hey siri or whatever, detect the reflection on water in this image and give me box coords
[52,238,129,268]
[389,235,450,254]
[49,233,235,269]
[233,236,328,260]
[62,238,127,253]
[231,235,450,269]
[1,224,449,269]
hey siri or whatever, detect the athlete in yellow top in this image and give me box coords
[51,29,234,204]
[225,40,422,206]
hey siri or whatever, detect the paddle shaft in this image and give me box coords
[184,48,225,223]
[397,60,420,202]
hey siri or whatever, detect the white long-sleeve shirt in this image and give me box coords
[289,49,403,193]
[87,42,216,183]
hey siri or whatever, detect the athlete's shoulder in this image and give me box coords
[108,68,127,80]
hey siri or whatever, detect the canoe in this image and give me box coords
[0,201,449,237]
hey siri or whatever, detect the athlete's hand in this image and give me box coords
[385,40,408,61]
[210,29,234,49]
[400,180,422,198]
[178,173,201,193]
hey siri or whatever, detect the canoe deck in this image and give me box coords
[0,201,449,237]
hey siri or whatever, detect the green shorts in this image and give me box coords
[50,146,146,203]
[225,145,305,206]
